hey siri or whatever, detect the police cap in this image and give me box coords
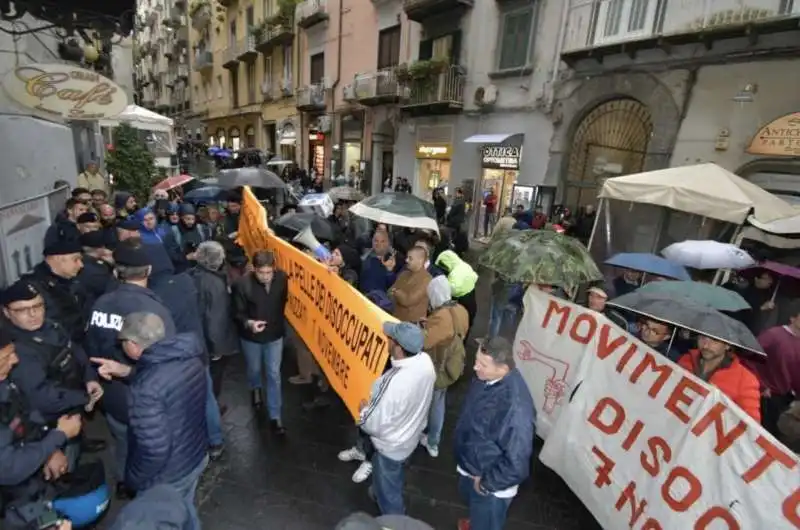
[80,230,106,249]
[117,217,140,231]
[1,279,40,306]
[43,238,83,256]
[113,239,151,267]
[77,212,98,224]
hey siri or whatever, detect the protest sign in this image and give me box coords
[515,289,800,529]
[237,187,392,419]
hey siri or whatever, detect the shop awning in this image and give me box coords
[279,138,296,145]
[463,133,523,144]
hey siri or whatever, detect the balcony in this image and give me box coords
[403,0,473,23]
[238,34,258,60]
[195,50,213,72]
[562,0,800,64]
[255,22,295,51]
[354,68,402,106]
[190,1,211,27]
[261,80,274,101]
[296,83,327,111]
[296,0,329,28]
[222,45,239,68]
[174,24,189,45]
[399,64,465,115]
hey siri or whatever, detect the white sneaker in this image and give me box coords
[352,461,373,483]
[419,436,439,458]
[337,447,365,462]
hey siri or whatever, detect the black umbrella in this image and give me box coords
[217,167,286,189]
[607,291,764,355]
[273,212,342,243]
[183,185,226,203]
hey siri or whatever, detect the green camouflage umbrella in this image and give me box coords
[479,229,602,291]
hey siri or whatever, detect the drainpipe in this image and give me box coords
[329,0,344,176]
[546,0,571,112]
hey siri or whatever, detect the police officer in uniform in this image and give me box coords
[77,230,116,314]
[24,240,86,342]
[0,326,84,529]
[84,239,177,499]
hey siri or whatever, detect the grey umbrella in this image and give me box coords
[216,167,286,189]
[349,192,438,231]
[607,291,764,355]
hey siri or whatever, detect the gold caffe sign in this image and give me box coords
[2,63,128,120]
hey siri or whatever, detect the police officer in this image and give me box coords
[84,238,176,499]
[0,327,84,528]
[24,239,85,342]
[77,230,116,314]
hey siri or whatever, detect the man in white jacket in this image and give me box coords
[338,321,435,515]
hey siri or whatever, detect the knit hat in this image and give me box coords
[179,203,195,216]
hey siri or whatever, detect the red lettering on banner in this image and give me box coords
[570,313,597,344]
[665,376,709,424]
[615,342,638,373]
[783,487,800,528]
[741,435,798,483]
[621,420,644,451]
[591,446,614,488]
[596,324,629,360]
[695,506,740,529]
[641,520,663,530]
[661,466,702,512]
[542,300,571,334]
[640,436,672,477]
[690,402,747,456]
[629,352,674,398]
[615,481,648,527]
[588,397,625,435]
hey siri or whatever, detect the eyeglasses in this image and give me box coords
[9,303,44,315]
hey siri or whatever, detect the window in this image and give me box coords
[594,0,657,44]
[309,53,324,84]
[229,21,237,48]
[264,55,273,84]
[247,62,256,103]
[230,70,239,107]
[496,3,537,71]
[246,6,254,29]
[216,75,223,98]
[283,45,292,83]
[264,0,272,17]
[377,25,401,69]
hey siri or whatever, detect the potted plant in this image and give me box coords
[251,22,265,42]
[396,58,449,86]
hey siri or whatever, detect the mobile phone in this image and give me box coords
[36,510,60,529]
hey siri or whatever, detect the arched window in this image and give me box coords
[230,127,241,151]
[245,125,256,148]
[216,128,226,148]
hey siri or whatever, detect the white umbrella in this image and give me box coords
[661,240,756,270]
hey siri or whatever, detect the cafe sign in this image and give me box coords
[416,143,451,160]
[481,145,521,170]
[2,63,128,120]
[747,111,800,157]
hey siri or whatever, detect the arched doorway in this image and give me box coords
[216,128,226,148]
[564,98,653,208]
[245,125,255,148]
[229,127,241,151]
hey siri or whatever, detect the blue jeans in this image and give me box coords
[205,369,223,446]
[169,454,209,530]
[489,300,517,339]
[372,451,406,515]
[241,337,284,421]
[105,414,128,482]
[458,474,512,530]
[426,388,446,448]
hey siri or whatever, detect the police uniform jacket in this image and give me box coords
[24,262,86,343]
[77,256,115,311]
[84,283,176,423]
[7,321,91,421]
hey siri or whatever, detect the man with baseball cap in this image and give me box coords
[337,321,435,515]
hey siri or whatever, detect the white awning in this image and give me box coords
[279,137,296,145]
[463,133,523,144]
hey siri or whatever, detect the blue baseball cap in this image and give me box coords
[382,321,424,354]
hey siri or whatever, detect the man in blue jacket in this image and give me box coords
[99,312,208,530]
[359,230,403,295]
[84,238,176,499]
[454,336,535,530]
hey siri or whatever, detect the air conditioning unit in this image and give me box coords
[474,84,498,107]
[280,78,292,96]
[343,84,356,101]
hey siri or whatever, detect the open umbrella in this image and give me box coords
[662,240,755,270]
[478,229,602,292]
[608,290,764,355]
[328,187,364,202]
[217,167,286,190]
[152,174,194,192]
[216,149,233,159]
[349,192,438,231]
[273,212,341,243]
[636,280,750,311]
[605,253,690,280]
[207,146,221,155]
[183,185,226,203]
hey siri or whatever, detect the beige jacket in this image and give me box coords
[424,302,469,353]
[390,269,432,322]
[77,171,107,192]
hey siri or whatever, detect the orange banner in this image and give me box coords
[237,186,393,418]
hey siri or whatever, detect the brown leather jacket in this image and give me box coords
[390,268,432,322]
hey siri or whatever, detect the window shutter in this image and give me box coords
[450,30,462,65]
[418,39,433,60]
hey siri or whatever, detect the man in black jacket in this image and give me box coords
[232,250,288,435]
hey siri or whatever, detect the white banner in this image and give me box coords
[514,289,800,529]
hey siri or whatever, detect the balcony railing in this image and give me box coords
[399,65,465,112]
[195,50,213,71]
[296,83,327,110]
[296,0,329,28]
[256,22,295,51]
[403,0,473,22]
[354,68,402,105]
[563,0,800,54]
[237,34,258,60]
[222,44,239,68]
[190,2,212,28]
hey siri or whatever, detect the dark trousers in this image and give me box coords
[210,356,229,398]
[455,288,478,342]
[762,393,793,437]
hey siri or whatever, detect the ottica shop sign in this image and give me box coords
[481,146,521,170]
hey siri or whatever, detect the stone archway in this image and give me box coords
[563,98,653,207]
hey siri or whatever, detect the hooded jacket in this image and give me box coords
[423,277,469,355]
[109,484,191,530]
[435,250,477,298]
[126,333,208,493]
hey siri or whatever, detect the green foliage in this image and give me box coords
[266,0,298,27]
[105,123,157,204]
[395,59,449,85]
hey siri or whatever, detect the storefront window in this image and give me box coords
[344,143,361,179]
[417,159,451,199]
[216,128,226,148]
[309,130,325,176]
